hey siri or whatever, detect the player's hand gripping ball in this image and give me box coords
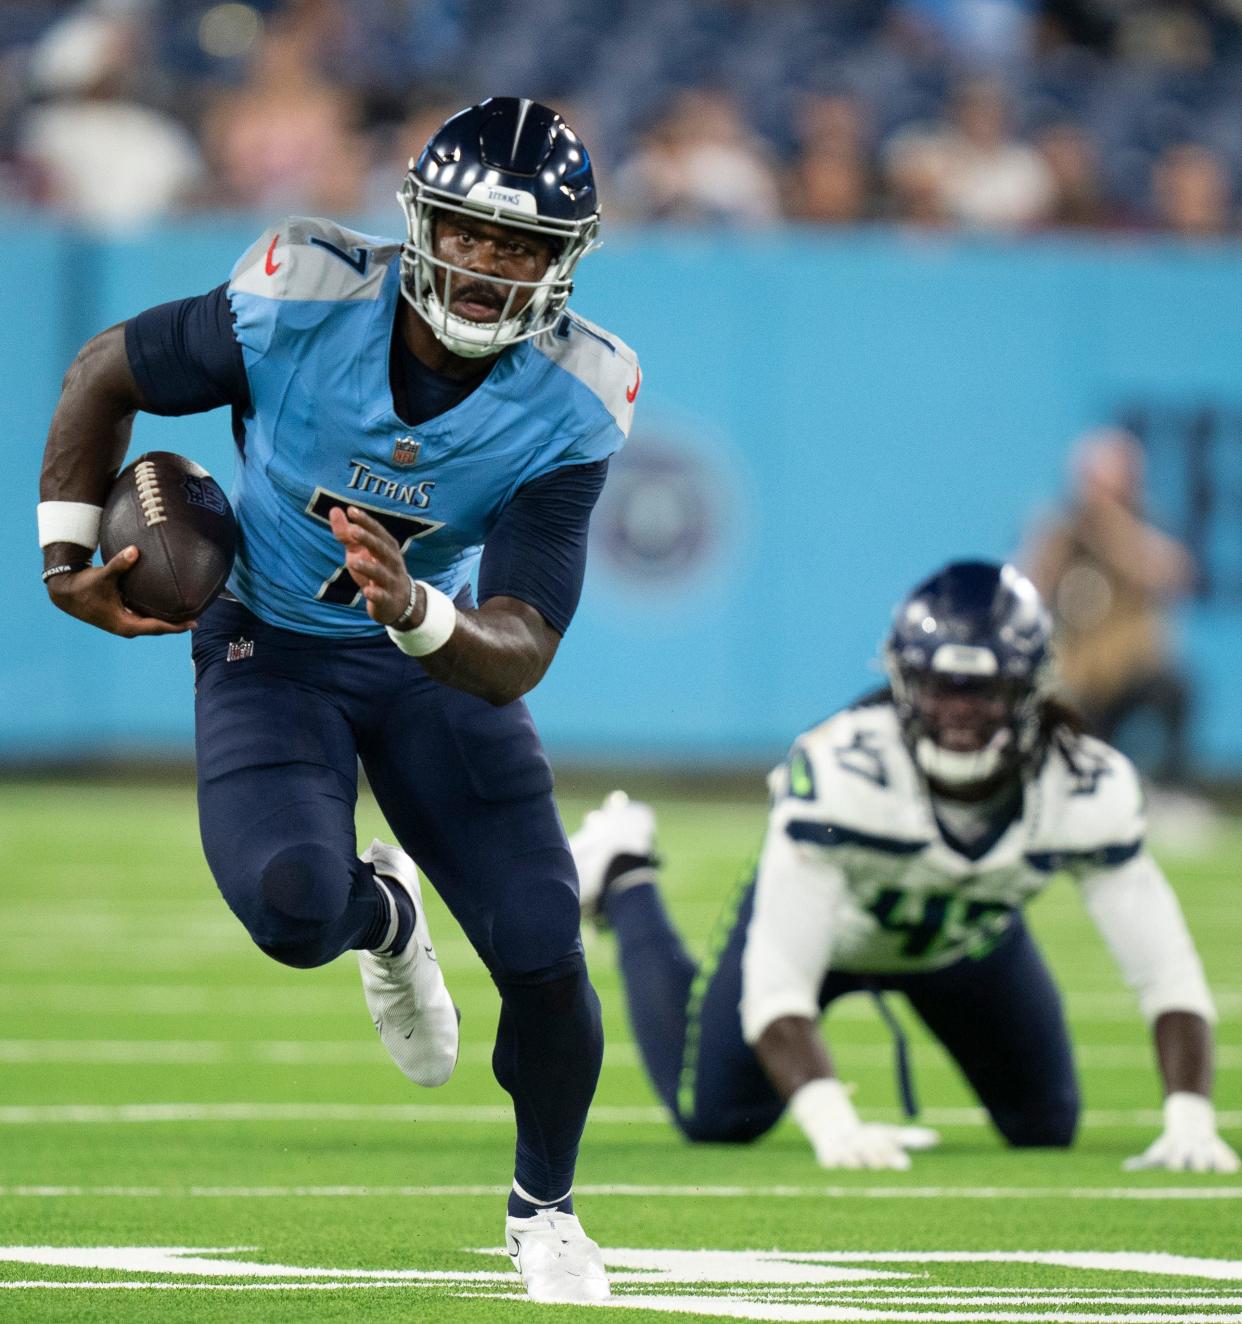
[99,451,237,624]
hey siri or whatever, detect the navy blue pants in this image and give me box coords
[607,879,1079,1149]
[191,598,603,1200]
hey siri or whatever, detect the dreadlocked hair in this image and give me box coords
[1038,693,1093,774]
[852,684,1092,777]
[849,684,895,711]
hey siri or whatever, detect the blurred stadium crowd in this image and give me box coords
[4,0,1242,234]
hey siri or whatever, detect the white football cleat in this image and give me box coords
[505,1208,610,1303]
[569,790,657,921]
[356,839,459,1088]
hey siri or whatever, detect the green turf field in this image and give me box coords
[0,779,1239,1322]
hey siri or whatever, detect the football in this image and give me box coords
[99,451,237,624]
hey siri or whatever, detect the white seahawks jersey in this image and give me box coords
[762,702,1145,975]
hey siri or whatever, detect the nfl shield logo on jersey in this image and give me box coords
[392,437,421,467]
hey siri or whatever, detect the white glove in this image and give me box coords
[789,1078,939,1171]
[1123,1092,1240,1173]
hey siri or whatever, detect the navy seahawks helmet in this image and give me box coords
[398,97,600,357]
[884,561,1054,788]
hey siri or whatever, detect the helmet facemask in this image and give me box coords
[887,651,1048,793]
[398,172,600,358]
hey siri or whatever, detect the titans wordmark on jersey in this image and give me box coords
[763,703,1145,974]
[225,216,639,636]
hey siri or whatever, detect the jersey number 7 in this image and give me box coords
[305,487,444,605]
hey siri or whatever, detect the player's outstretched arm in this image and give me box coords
[1124,1011,1239,1173]
[744,822,934,1171]
[39,325,190,637]
[330,505,559,705]
[1079,851,1238,1172]
[755,1016,934,1171]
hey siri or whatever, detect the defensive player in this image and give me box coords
[573,562,1238,1172]
[38,98,638,1300]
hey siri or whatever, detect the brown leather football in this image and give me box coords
[99,451,237,623]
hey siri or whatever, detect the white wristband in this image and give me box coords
[789,1077,859,1143]
[1164,1091,1217,1137]
[37,500,103,550]
[386,580,457,657]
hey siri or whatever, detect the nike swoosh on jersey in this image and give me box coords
[265,233,282,276]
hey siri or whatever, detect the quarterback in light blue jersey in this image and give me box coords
[224,215,635,635]
[38,98,636,1302]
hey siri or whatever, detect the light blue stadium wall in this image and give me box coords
[5,219,1242,769]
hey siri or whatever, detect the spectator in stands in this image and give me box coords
[16,8,205,229]
[1114,4,1213,68]
[361,96,461,215]
[935,78,1057,228]
[611,88,782,226]
[5,0,1242,239]
[1035,119,1109,229]
[201,7,368,215]
[786,92,875,224]
[896,0,1036,64]
[1024,427,1196,790]
[882,128,953,228]
[1151,143,1233,238]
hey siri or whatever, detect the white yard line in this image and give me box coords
[1,986,1240,1019]
[1,1102,1237,1128]
[0,1040,641,1067]
[2,1184,1240,1200]
[0,1281,1239,1303]
[0,1281,480,1291]
[0,1102,660,1125]
[780,1297,1242,1307]
[2,1284,1240,1319]
[1,1038,1238,1070]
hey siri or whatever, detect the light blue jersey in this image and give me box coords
[224,216,638,636]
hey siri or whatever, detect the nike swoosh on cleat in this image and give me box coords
[423,946,437,962]
[625,366,641,403]
[506,1235,521,1259]
[264,233,281,275]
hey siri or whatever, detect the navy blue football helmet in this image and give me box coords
[884,561,1054,788]
[399,97,600,357]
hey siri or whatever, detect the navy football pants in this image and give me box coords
[607,879,1079,1149]
[191,599,603,1201]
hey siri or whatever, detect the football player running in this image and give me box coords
[573,562,1237,1173]
[37,99,638,1299]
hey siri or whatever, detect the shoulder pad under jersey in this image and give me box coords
[230,215,397,305]
[1025,734,1146,874]
[532,312,640,438]
[770,704,931,852]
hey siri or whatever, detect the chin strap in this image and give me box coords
[419,286,531,358]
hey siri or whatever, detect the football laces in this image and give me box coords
[134,459,167,528]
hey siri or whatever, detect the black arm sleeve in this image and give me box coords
[123,282,251,416]
[478,458,610,636]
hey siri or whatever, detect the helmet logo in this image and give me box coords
[930,644,997,675]
[466,181,537,215]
